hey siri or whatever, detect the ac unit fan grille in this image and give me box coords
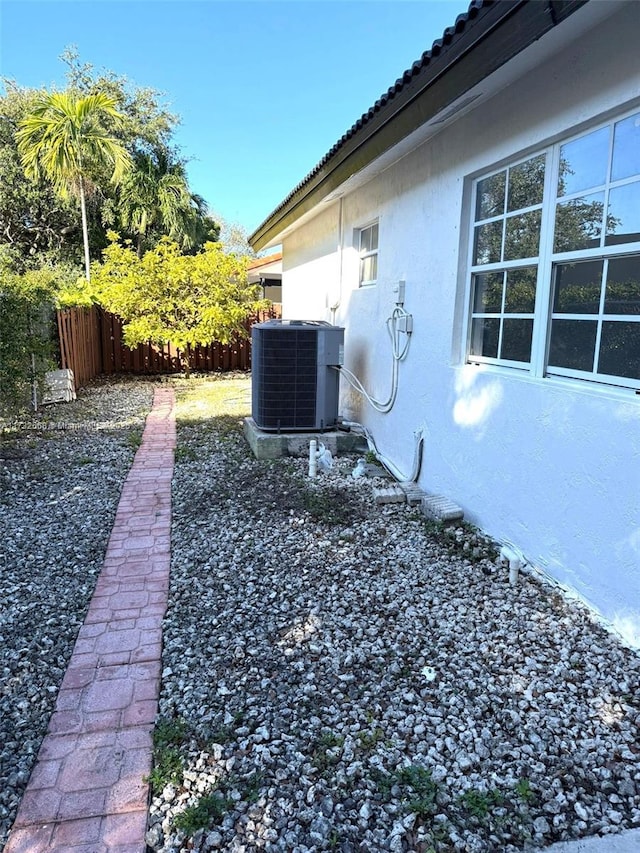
[255,330,318,428]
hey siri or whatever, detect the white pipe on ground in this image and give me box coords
[309,440,318,478]
[500,545,523,586]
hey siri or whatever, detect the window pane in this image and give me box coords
[476,171,505,220]
[360,226,373,253]
[598,321,640,380]
[500,319,533,362]
[605,256,640,315]
[473,272,503,313]
[606,181,640,246]
[553,260,603,314]
[557,127,609,196]
[548,319,597,372]
[504,210,541,260]
[470,317,499,358]
[507,155,545,211]
[370,223,379,251]
[473,221,502,265]
[611,113,640,182]
[553,192,604,252]
[361,254,377,283]
[505,267,537,313]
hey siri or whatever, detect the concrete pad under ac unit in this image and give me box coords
[243,417,366,461]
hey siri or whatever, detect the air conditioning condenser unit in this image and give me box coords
[251,320,344,431]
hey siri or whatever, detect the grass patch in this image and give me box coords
[146,716,191,794]
[515,777,536,804]
[174,375,251,427]
[124,428,143,450]
[241,770,263,804]
[147,746,183,794]
[459,787,505,818]
[421,518,499,563]
[173,771,264,836]
[204,710,246,745]
[356,727,387,751]
[397,764,440,817]
[301,484,357,526]
[154,716,190,749]
[173,792,232,834]
[370,767,396,798]
[174,445,198,462]
[311,732,345,776]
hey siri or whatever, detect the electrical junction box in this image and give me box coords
[251,320,345,432]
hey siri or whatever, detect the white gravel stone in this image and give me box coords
[150,408,640,852]
[10,377,634,853]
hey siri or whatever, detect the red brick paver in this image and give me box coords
[5,387,176,853]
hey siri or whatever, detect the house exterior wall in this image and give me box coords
[281,4,640,647]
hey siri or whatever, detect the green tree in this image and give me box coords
[118,148,207,257]
[60,49,218,255]
[16,91,131,280]
[60,47,176,156]
[2,52,217,271]
[90,235,264,374]
[0,83,81,271]
[190,214,221,253]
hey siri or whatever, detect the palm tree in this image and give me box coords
[17,91,131,280]
[119,148,205,257]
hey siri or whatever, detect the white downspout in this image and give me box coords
[330,196,344,324]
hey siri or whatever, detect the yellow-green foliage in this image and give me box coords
[90,234,265,350]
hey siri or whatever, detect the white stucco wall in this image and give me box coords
[280,3,640,647]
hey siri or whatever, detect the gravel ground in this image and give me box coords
[1,375,639,853]
[0,377,154,849]
[149,377,640,853]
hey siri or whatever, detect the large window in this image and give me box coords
[467,109,640,390]
[358,222,378,286]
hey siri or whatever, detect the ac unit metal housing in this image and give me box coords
[251,320,344,431]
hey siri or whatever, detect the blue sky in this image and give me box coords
[1,0,465,236]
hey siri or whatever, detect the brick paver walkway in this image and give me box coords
[5,387,176,853]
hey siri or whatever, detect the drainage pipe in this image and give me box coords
[341,420,424,483]
[500,545,523,586]
[309,439,318,478]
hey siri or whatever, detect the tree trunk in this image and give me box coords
[79,175,91,281]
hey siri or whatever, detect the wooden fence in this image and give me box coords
[57,304,281,389]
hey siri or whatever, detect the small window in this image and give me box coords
[358,222,378,286]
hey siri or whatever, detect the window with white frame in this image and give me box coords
[467,109,640,390]
[358,222,378,286]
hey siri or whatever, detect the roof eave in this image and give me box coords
[249,0,588,252]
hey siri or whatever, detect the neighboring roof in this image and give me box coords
[249,0,589,251]
[247,252,283,271]
[248,251,282,285]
